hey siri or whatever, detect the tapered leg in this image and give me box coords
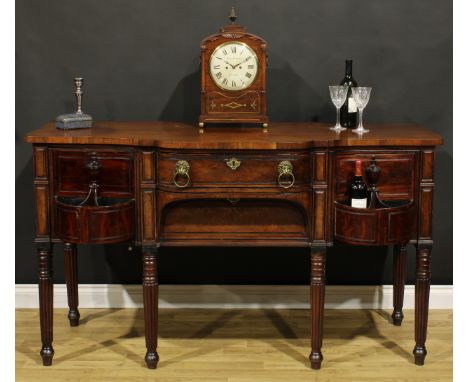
[392,244,407,326]
[413,243,432,366]
[143,246,159,369]
[64,243,80,326]
[309,249,326,370]
[37,243,54,366]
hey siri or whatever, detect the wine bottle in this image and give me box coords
[350,160,367,208]
[340,60,358,128]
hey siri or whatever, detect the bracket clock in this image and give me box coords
[199,8,268,133]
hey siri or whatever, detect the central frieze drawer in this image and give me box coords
[157,151,310,189]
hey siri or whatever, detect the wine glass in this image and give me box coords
[351,87,372,133]
[328,85,349,132]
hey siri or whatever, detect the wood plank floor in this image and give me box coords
[16,309,452,382]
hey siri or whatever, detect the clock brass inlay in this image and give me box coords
[221,102,246,109]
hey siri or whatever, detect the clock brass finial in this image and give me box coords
[229,6,237,23]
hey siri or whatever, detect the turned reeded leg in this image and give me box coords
[413,243,432,366]
[37,243,54,366]
[309,249,326,370]
[143,246,159,369]
[64,243,80,326]
[392,244,407,326]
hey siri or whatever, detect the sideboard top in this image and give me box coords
[25,121,443,149]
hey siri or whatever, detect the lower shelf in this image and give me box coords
[160,198,309,245]
[333,200,415,245]
[55,196,135,244]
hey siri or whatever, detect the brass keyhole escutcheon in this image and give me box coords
[86,152,101,173]
[225,157,241,170]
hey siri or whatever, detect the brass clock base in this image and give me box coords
[197,121,269,134]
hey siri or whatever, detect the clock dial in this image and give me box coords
[209,42,258,91]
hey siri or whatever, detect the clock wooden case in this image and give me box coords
[199,9,268,131]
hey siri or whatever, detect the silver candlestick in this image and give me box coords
[75,77,83,114]
[56,77,93,129]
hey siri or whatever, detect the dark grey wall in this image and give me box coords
[16,0,452,285]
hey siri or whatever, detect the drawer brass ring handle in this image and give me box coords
[278,160,295,189]
[173,160,190,188]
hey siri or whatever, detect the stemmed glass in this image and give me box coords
[328,85,349,132]
[351,87,372,133]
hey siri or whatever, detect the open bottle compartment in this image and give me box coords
[333,199,415,245]
[333,157,415,246]
[54,182,135,244]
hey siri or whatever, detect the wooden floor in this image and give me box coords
[16,308,452,382]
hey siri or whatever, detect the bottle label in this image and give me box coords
[348,97,357,113]
[351,198,367,209]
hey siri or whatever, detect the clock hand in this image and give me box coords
[233,56,252,69]
[224,60,235,69]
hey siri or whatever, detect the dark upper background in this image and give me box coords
[16,0,452,285]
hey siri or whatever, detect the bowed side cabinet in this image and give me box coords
[25,121,443,370]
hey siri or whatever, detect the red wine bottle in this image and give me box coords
[350,160,367,208]
[340,60,358,128]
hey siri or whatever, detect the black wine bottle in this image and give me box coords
[350,160,367,208]
[340,60,358,128]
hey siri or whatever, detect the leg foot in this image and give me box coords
[391,309,404,326]
[145,351,160,369]
[413,345,427,366]
[40,346,54,366]
[68,309,80,327]
[309,351,323,370]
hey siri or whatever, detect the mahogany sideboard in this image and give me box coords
[25,121,443,370]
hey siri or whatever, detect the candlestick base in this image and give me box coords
[56,113,93,129]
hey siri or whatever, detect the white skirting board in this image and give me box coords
[15,284,452,309]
